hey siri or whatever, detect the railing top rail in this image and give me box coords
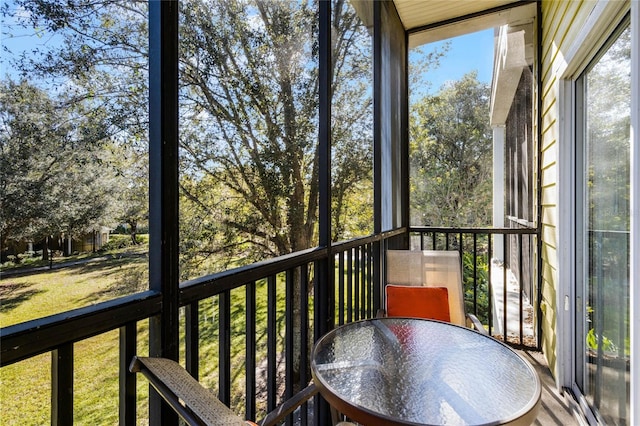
[180,228,406,304]
[331,228,406,252]
[1,291,162,366]
[410,226,538,234]
[2,231,405,365]
[180,246,328,303]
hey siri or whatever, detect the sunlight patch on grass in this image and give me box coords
[1,256,148,327]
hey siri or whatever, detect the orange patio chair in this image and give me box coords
[383,250,485,332]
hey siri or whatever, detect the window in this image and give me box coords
[575,22,631,425]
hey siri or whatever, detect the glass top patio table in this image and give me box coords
[311,318,541,426]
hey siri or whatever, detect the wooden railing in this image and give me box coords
[409,225,540,348]
[1,230,402,425]
[1,226,540,425]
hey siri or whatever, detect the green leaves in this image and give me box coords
[0,81,118,248]
[410,72,493,227]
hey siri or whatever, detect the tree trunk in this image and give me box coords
[42,236,49,261]
[129,220,138,245]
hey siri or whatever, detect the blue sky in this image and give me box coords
[412,29,494,96]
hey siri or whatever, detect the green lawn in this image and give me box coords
[0,244,294,425]
[1,244,151,425]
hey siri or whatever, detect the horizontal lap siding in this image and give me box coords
[539,0,597,377]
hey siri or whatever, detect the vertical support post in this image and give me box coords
[493,125,506,261]
[372,0,384,325]
[148,1,179,424]
[316,0,333,344]
[148,0,179,359]
[316,7,333,426]
[316,0,333,335]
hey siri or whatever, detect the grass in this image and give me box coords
[1,240,151,425]
[1,254,148,327]
[0,240,297,425]
[1,236,360,424]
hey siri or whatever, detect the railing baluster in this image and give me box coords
[246,281,256,421]
[285,269,294,426]
[519,233,524,345]
[219,290,231,405]
[488,234,493,335]
[503,235,508,343]
[473,234,478,315]
[338,252,345,325]
[120,323,137,426]
[360,245,367,319]
[354,247,360,321]
[186,301,199,379]
[52,343,73,426]
[299,264,310,424]
[367,243,373,318]
[347,249,353,323]
[267,275,277,412]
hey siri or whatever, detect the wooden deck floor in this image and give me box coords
[517,350,586,426]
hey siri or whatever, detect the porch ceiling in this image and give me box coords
[392,0,521,31]
[392,1,536,47]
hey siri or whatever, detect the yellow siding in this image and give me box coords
[539,0,599,378]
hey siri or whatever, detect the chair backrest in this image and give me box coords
[386,250,466,326]
[385,285,451,322]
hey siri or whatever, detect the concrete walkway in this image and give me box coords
[490,260,535,343]
[0,252,146,279]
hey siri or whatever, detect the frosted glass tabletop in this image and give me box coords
[311,318,541,426]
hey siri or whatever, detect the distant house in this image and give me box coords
[67,227,111,254]
[2,228,111,260]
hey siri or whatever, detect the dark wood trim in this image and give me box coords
[148,0,179,363]
[1,291,161,366]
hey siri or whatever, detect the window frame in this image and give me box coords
[556,1,638,424]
